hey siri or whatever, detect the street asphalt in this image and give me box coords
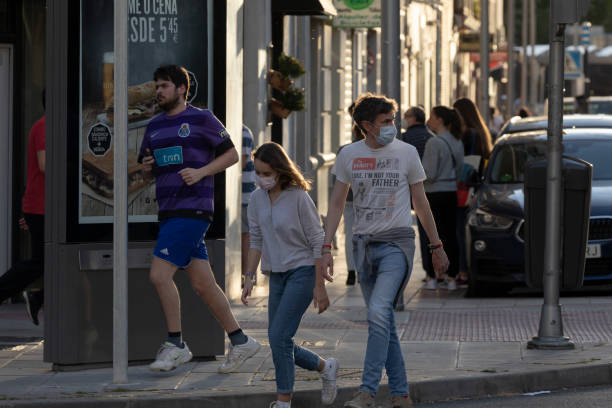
[2,228,612,407]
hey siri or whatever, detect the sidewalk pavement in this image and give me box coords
[3,230,612,407]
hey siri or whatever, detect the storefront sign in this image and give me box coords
[332,0,381,28]
[79,0,210,224]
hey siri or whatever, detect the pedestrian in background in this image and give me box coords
[399,106,434,160]
[0,90,45,326]
[398,106,435,286]
[334,102,364,286]
[489,106,505,139]
[241,124,256,286]
[323,93,449,408]
[453,98,493,286]
[453,98,493,163]
[422,106,464,291]
[139,64,260,373]
[242,142,339,408]
[516,106,532,118]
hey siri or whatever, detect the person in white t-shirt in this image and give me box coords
[321,93,449,408]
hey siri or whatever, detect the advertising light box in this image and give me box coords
[79,0,211,224]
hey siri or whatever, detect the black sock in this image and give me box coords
[228,328,248,346]
[167,331,184,348]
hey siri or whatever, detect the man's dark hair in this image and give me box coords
[352,93,398,138]
[408,106,425,124]
[154,65,190,99]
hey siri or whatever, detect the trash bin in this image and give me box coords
[524,157,592,289]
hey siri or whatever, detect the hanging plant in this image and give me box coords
[277,87,305,112]
[277,53,305,79]
[268,69,293,92]
[269,98,292,119]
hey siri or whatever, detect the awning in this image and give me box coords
[272,0,337,16]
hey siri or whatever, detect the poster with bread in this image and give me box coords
[79,0,209,224]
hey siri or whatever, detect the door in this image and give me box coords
[0,45,13,276]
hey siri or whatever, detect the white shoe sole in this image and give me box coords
[150,352,192,371]
[218,340,261,373]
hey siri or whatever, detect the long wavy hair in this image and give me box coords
[253,142,311,191]
[453,97,493,159]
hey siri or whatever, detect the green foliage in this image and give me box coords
[278,87,305,111]
[277,53,306,79]
[586,0,612,33]
[534,0,612,44]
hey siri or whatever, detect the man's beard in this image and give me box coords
[158,92,181,112]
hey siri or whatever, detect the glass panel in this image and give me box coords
[79,0,210,224]
[489,139,612,183]
[489,142,546,183]
[18,0,45,259]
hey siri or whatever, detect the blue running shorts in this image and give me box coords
[154,218,210,268]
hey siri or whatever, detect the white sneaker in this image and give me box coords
[321,358,339,405]
[424,279,437,290]
[446,279,457,291]
[149,341,193,371]
[218,335,261,373]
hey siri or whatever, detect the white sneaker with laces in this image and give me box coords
[218,335,261,373]
[424,279,437,290]
[149,341,192,371]
[446,279,457,291]
[321,358,339,405]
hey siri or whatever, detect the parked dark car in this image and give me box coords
[466,128,612,296]
[499,114,612,137]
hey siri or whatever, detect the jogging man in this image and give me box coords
[139,65,260,372]
[322,93,449,408]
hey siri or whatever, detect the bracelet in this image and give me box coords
[322,243,332,248]
[428,242,443,253]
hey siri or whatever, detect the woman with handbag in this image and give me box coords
[421,106,464,290]
[452,98,493,286]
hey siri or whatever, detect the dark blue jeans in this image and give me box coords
[268,265,321,394]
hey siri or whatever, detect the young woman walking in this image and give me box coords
[422,106,464,291]
[241,142,339,408]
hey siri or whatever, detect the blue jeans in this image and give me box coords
[268,265,321,394]
[357,242,413,397]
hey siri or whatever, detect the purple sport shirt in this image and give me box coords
[139,105,232,220]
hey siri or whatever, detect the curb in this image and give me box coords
[2,363,612,407]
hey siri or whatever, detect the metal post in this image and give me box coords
[528,0,537,109]
[506,0,515,117]
[527,22,574,350]
[381,0,401,128]
[480,0,490,127]
[113,0,129,382]
[520,0,528,108]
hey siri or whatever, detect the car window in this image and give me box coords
[588,101,612,114]
[564,140,612,180]
[489,143,546,183]
[489,139,612,183]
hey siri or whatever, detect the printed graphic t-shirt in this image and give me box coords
[139,105,233,220]
[333,138,426,235]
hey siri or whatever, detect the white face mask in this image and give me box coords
[401,118,409,129]
[375,124,397,145]
[255,174,277,191]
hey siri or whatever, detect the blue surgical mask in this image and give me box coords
[375,125,397,145]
